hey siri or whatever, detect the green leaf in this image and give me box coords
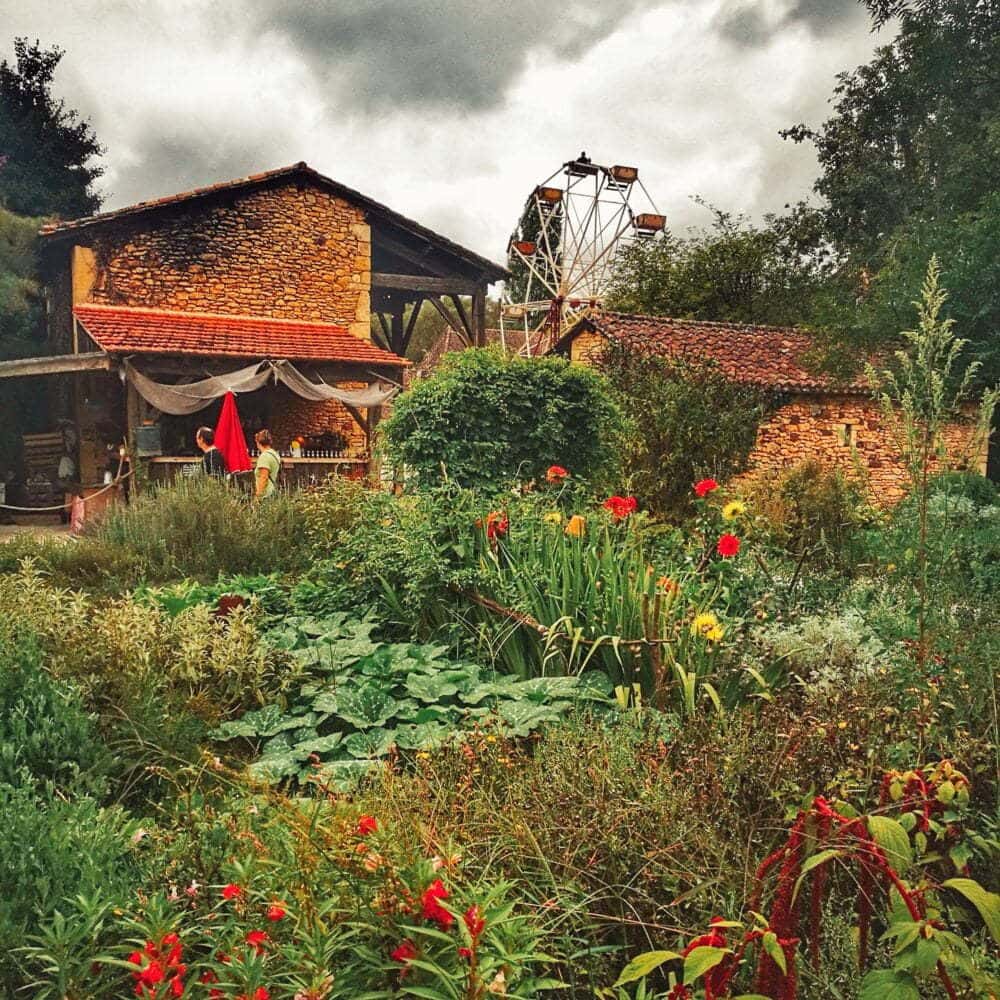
[393,722,452,751]
[858,969,919,1000]
[335,682,400,729]
[943,878,1000,944]
[613,950,681,986]
[792,848,843,905]
[290,732,344,756]
[308,758,377,791]
[404,669,475,703]
[761,932,787,975]
[247,751,302,781]
[344,728,396,759]
[868,815,913,869]
[683,946,729,985]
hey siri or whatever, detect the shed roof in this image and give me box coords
[41,162,508,283]
[74,304,409,367]
[555,312,868,395]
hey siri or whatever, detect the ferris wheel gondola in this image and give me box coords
[501,153,665,353]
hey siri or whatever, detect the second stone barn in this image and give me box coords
[16,161,506,488]
[553,311,990,504]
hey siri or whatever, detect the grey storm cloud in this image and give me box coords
[255,0,661,112]
[716,0,867,48]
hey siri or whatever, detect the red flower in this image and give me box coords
[357,815,378,836]
[391,939,418,963]
[128,951,143,967]
[200,971,219,984]
[485,511,509,541]
[603,495,638,521]
[716,533,741,557]
[694,478,719,497]
[266,903,286,922]
[545,465,569,484]
[458,946,473,961]
[254,991,270,1000]
[221,883,242,900]
[246,929,269,954]
[421,878,454,928]
[138,960,165,987]
[463,904,486,939]
[169,975,184,998]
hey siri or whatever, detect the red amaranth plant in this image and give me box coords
[613,762,998,999]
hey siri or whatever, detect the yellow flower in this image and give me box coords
[564,514,586,537]
[543,511,563,525]
[691,611,724,641]
[722,500,746,521]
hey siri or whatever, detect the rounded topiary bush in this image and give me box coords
[381,348,620,491]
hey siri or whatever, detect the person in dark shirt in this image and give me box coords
[196,427,227,476]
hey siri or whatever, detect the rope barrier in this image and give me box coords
[0,466,133,513]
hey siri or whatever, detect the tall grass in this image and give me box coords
[89,477,306,582]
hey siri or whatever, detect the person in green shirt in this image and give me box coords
[254,429,281,500]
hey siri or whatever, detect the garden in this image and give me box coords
[2,272,1000,1000]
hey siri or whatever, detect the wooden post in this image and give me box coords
[125,380,141,492]
[390,307,405,356]
[472,285,487,346]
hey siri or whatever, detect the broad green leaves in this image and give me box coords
[213,613,613,786]
[943,878,1000,944]
[858,968,920,1000]
[612,950,681,986]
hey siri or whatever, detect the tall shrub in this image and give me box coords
[381,348,620,490]
[600,340,768,515]
[866,257,999,666]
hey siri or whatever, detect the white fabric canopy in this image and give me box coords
[124,359,398,416]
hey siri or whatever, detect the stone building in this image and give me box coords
[0,162,505,490]
[553,311,990,504]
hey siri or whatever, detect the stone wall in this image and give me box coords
[734,394,986,503]
[75,179,372,340]
[268,384,369,457]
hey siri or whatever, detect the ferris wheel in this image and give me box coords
[501,152,665,353]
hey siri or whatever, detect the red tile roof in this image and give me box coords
[74,304,409,367]
[41,162,507,282]
[558,312,868,394]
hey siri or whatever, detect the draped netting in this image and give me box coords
[124,360,398,416]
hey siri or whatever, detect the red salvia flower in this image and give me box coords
[357,815,378,836]
[716,533,741,557]
[266,903,286,922]
[246,929,269,954]
[463,904,486,939]
[391,940,418,963]
[694,478,719,497]
[421,878,454,928]
[221,883,242,900]
[545,465,569,483]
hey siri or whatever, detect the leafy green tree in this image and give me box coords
[599,338,769,516]
[608,202,831,326]
[0,38,104,218]
[382,348,619,490]
[782,0,1000,267]
[0,207,46,468]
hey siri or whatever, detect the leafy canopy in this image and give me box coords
[382,347,620,490]
[0,38,104,218]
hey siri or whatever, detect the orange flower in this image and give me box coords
[564,514,586,537]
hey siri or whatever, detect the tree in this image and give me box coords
[381,348,619,491]
[0,38,104,218]
[782,0,1000,266]
[0,207,46,469]
[607,202,832,327]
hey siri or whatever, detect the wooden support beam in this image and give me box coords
[471,286,487,346]
[373,272,479,296]
[448,294,473,339]
[401,297,425,356]
[390,308,405,356]
[375,312,392,350]
[426,296,470,346]
[0,351,112,379]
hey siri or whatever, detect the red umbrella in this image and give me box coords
[214,391,252,473]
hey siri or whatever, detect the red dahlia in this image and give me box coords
[717,533,741,557]
[694,478,719,497]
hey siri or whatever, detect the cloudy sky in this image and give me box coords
[3,1,892,264]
